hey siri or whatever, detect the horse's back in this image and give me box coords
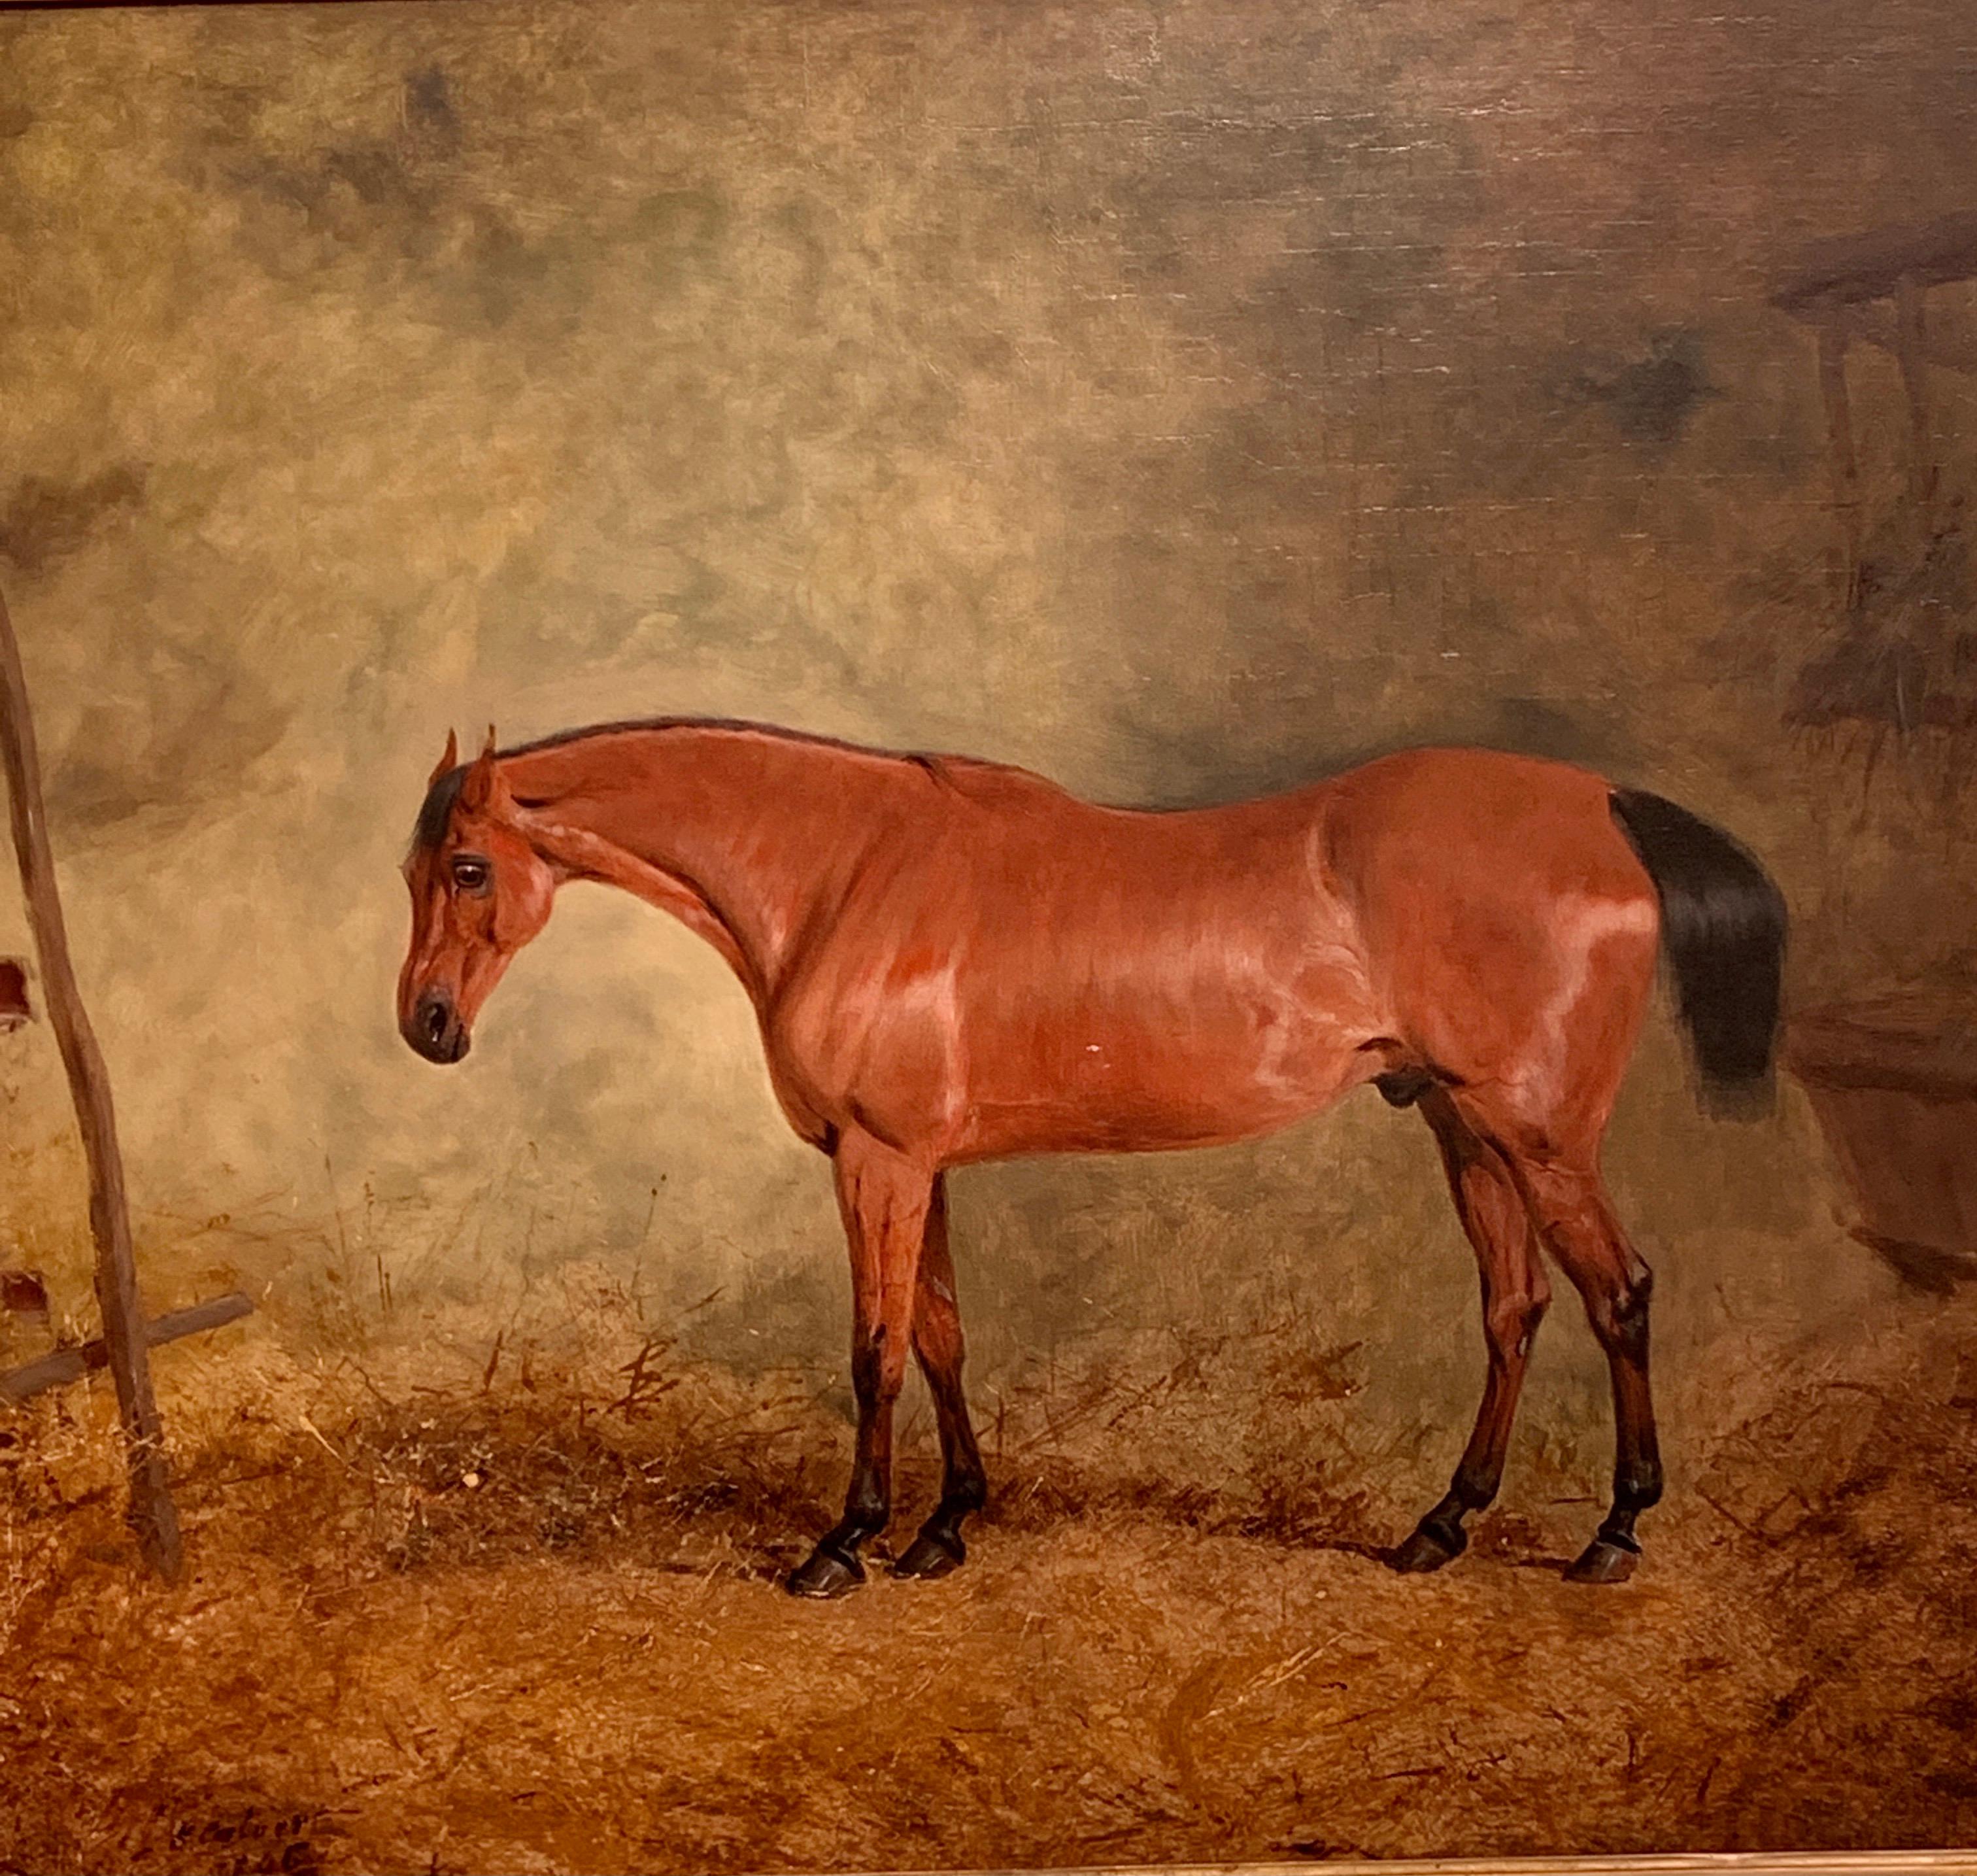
[1323,745,1621,863]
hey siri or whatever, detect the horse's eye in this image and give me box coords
[450,856,491,893]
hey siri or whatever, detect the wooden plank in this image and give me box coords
[0,1291,254,1406]
[0,581,182,1578]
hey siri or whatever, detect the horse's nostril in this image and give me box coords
[422,998,449,1043]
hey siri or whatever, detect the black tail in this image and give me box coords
[1609,787,1787,1119]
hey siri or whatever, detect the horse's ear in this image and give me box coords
[458,725,508,813]
[428,728,459,788]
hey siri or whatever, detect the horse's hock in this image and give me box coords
[1787,997,1977,1293]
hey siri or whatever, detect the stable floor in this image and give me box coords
[4,1280,1976,1875]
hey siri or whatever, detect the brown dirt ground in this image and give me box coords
[4,1265,1977,1876]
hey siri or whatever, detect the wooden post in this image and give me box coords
[1894,271,1938,519]
[1815,321,1861,611]
[0,582,182,1578]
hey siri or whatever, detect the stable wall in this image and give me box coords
[1,1,1972,1452]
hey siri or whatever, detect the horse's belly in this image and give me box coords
[950,1019,1372,1161]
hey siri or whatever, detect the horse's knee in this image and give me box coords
[851,1322,911,1407]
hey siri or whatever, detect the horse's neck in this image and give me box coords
[502,726,900,1002]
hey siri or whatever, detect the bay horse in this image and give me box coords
[397,719,1785,1596]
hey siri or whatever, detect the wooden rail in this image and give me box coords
[1,1291,254,1405]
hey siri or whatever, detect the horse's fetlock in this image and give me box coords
[1615,1460,1663,1512]
[1451,1463,1500,1512]
[842,1484,889,1534]
[947,1470,988,1515]
[1418,1509,1469,1558]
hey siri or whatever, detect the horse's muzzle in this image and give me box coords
[405,990,471,1065]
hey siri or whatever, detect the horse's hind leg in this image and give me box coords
[786,1131,932,1599]
[895,1173,989,1580]
[1390,1085,1551,1573]
[1516,1158,1661,1584]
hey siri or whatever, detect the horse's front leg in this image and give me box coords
[785,1129,933,1599]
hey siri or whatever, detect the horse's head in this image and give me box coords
[397,728,557,1065]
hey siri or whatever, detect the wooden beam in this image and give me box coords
[1,1291,254,1406]
[1773,209,1977,311]
[0,581,182,1579]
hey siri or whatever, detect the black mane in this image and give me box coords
[407,715,952,853]
[497,713,910,763]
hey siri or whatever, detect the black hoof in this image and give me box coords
[1563,1535,1639,1585]
[894,1530,965,1580]
[1387,1520,1466,1575]
[785,1543,866,1599]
